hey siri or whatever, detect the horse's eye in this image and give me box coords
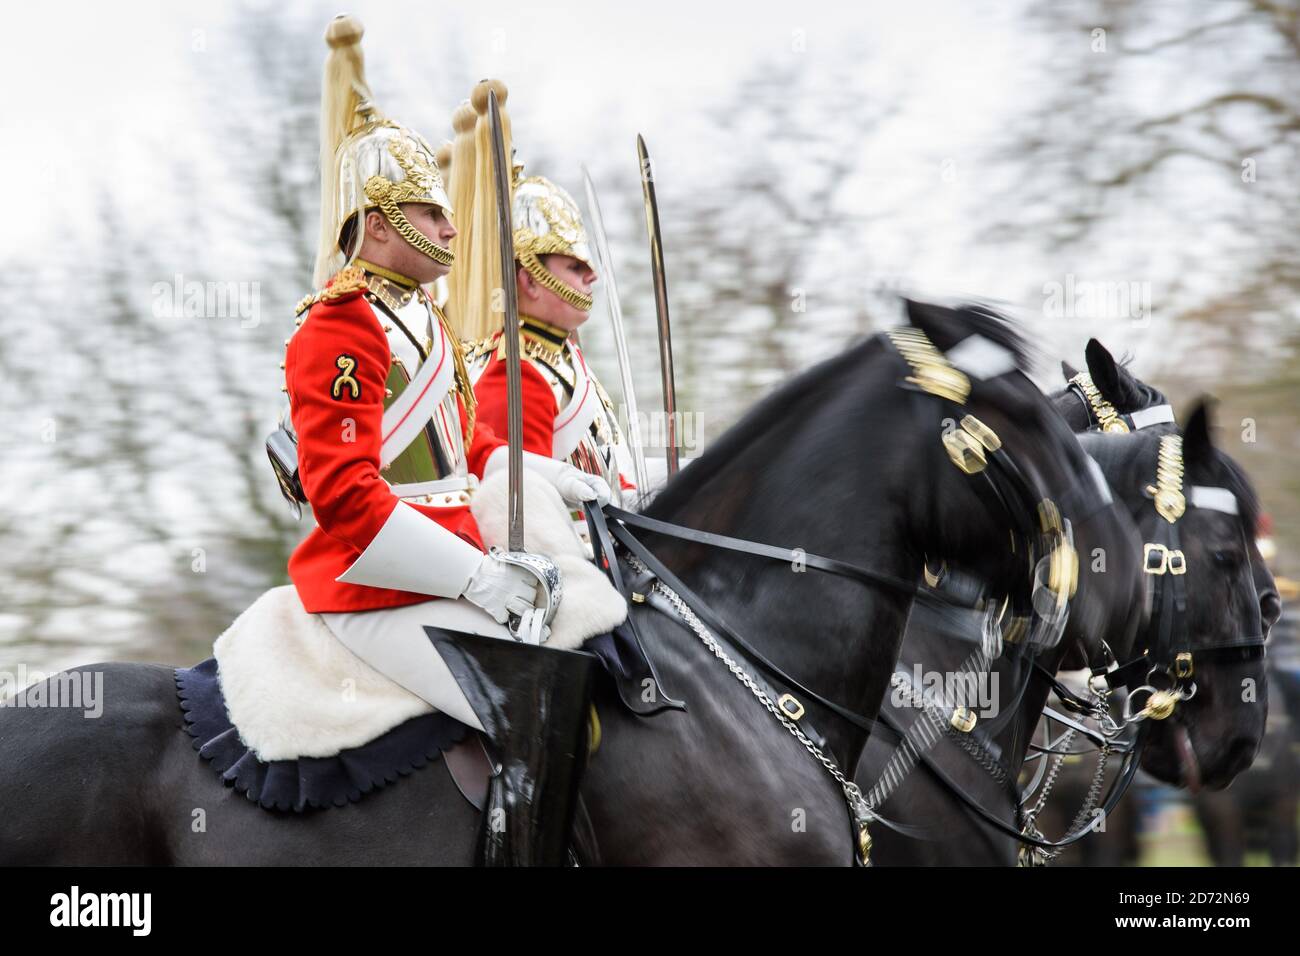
[1212,549,1242,569]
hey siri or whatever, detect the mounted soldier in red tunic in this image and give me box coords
[269,16,615,865]
[458,173,638,551]
[431,95,639,538]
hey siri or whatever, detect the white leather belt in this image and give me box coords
[389,474,477,507]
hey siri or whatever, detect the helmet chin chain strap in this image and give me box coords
[517,250,593,312]
[362,141,455,269]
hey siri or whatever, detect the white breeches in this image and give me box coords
[320,598,513,733]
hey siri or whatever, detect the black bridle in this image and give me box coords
[814,377,1269,860]
[583,327,1107,862]
[935,378,1272,858]
[1066,381,1267,704]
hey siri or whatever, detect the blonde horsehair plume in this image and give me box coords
[434,142,453,181]
[444,102,479,333]
[444,79,512,343]
[314,15,375,288]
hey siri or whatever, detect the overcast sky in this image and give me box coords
[1,0,1263,376]
[3,0,1032,288]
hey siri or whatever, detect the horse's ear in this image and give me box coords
[1061,360,1080,381]
[1084,339,1123,402]
[904,299,964,351]
[1182,398,1216,466]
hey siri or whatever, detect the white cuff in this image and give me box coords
[483,445,508,477]
[336,501,483,598]
[522,449,566,482]
[484,445,566,482]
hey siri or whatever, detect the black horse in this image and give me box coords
[860,339,1277,865]
[0,302,1142,865]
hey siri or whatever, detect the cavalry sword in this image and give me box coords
[581,163,650,493]
[488,89,524,552]
[636,134,680,478]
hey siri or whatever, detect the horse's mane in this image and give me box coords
[645,300,1033,518]
[645,336,877,517]
[1082,430,1260,536]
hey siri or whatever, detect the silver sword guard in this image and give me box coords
[491,546,564,638]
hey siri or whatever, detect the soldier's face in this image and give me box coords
[517,254,597,331]
[360,203,456,283]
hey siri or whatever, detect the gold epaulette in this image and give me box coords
[462,333,501,365]
[495,328,565,369]
[494,332,574,390]
[295,265,369,317]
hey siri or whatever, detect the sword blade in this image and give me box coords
[636,134,680,478]
[488,90,524,551]
[581,163,650,493]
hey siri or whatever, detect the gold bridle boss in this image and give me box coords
[891,328,1080,650]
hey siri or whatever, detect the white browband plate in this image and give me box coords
[947,334,1019,380]
[1188,486,1239,515]
[1128,404,1175,430]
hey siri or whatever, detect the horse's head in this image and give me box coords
[642,298,1144,760]
[903,301,1144,668]
[1079,401,1273,790]
[1059,338,1171,433]
[1061,339,1279,638]
[1054,340,1276,790]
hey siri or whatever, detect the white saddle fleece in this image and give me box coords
[212,468,628,760]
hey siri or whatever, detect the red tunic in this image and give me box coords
[475,351,564,459]
[475,333,637,493]
[284,281,503,612]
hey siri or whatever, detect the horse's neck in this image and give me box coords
[647,428,919,770]
[591,355,942,860]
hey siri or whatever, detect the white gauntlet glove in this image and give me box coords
[463,551,540,623]
[484,447,612,507]
[548,463,611,508]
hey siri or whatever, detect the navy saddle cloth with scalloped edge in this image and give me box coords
[176,621,664,812]
[175,657,471,812]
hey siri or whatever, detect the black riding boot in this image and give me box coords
[427,627,598,867]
